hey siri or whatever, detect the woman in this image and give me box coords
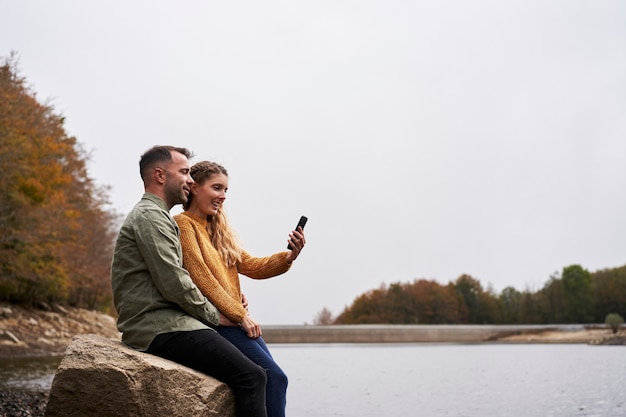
[174,161,306,417]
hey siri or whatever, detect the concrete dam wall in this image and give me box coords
[261,324,565,344]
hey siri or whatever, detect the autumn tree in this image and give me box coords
[0,54,119,309]
[335,284,388,324]
[335,278,489,325]
[407,279,462,324]
[452,275,499,324]
[382,282,419,323]
[313,307,335,325]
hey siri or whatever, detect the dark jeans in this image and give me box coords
[217,326,288,417]
[146,329,267,417]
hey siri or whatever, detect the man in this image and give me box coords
[111,145,267,417]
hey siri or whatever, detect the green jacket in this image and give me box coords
[111,192,219,351]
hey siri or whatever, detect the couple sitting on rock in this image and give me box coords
[111,145,306,417]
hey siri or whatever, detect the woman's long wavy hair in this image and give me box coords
[184,161,242,266]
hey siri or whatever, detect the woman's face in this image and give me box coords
[190,172,228,217]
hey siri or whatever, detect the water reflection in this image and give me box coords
[0,356,62,391]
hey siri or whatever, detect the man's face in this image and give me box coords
[163,151,193,209]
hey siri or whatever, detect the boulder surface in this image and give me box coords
[44,334,235,417]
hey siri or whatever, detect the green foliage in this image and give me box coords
[605,313,624,334]
[0,54,120,309]
[561,265,593,323]
[452,275,499,324]
[537,275,566,323]
[592,265,626,321]
[499,286,523,324]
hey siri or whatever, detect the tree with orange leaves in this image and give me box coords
[0,54,119,308]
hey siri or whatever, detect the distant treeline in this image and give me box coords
[332,264,626,325]
[0,54,119,310]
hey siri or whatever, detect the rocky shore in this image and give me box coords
[0,390,48,417]
[0,303,121,358]
[493,327,626,344]
[0,302,121,417]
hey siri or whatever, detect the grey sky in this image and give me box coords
[2,1,625,324]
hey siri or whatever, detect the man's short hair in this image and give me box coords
[139,145,193,181]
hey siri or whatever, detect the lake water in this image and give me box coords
[2,344,625,417]
[271,343,626,417]
[0,356,60,391]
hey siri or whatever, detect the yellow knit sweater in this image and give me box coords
[174,211,292,323]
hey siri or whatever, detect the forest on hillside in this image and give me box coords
[0,55,119,310]
[326,264,626,325]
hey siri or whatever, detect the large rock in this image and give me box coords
[45,334,235,417]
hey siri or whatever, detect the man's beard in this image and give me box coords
[165,184,187,207]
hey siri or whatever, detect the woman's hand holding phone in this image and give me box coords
[286,215,307,263]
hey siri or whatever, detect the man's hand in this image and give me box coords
[241,293,249,311]
[218,313,238,327]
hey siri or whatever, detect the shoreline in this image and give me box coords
[2,303,624,359]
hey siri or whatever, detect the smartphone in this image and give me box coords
[287,216,308,250]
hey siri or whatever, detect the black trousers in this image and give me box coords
[147,329,268,417]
